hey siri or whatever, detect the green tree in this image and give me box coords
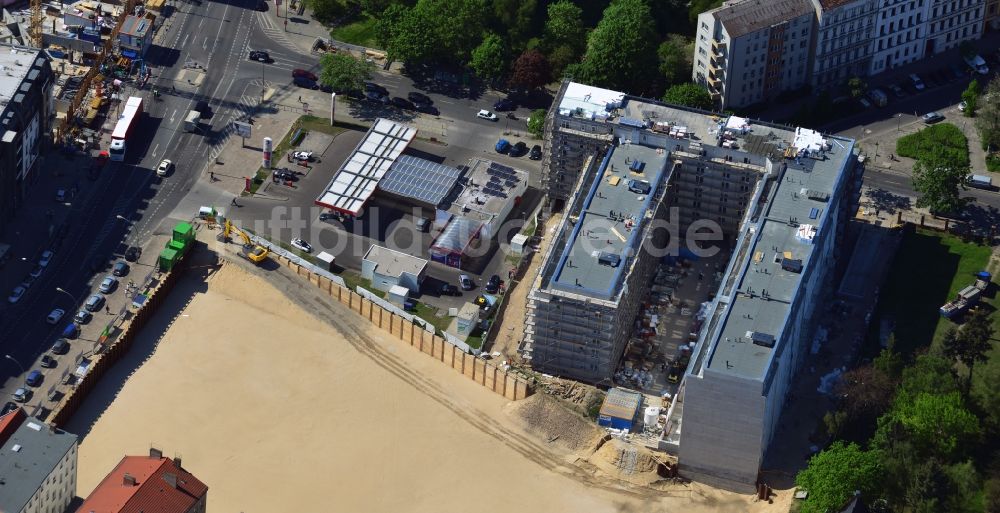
[961,79,980,117]
[306,0,348,24]
[986,477,1000,513]
[358,0,395,16]
[543,0,586,54]
[976,77,1000,151]
[873,336,905,380]
[547,44,578,77]
[657,34,693,89]
[318,53,374,93]
[575,0,658,93]
[795,441,881,513]
[470,33,507,82]
[943,310,994,396]
[663,83,714,110]
[373,3,407,50]
[943,460,982,513]
[835,365,896,428]
[688,0,723,24]
[527,109,547,137]
[912,145,971,214]
[879,392,980,459]
[509,49,551,90]
[491,0,539,51]
[377,0,485,65]
[848,77,868,99]
[896,354,959,405]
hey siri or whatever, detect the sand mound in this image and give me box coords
[585,437,668,487]
[506,393,604,452]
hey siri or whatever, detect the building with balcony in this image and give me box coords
[692,0,815,109]
[869,0,929,73]
[532,80,859,491]
[809,0,879,88]
[0,408,79,513]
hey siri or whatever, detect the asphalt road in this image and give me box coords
[0,0,286,395]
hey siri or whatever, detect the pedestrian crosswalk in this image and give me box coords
[255,11,300,54]
[208,92,260,161]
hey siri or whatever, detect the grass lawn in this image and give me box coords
[410,301,450,333]
[329,17,378,48]
[875,227,992,355]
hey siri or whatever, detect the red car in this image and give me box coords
[292,69,317,82]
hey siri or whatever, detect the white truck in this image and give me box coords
[969,174,993,189]
[964,54,990,75]
[183,110,201,132]
[867,88,888,107]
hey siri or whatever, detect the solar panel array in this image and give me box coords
[482,162,521,199]
[380,155,462,206]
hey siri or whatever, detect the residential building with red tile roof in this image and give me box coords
[76,448,207,513]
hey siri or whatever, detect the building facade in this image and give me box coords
[987,0,1000,30]
[0,44,53,221]
[693,0,816,109]
[0,409,79,513]
[922,0,985,56]
[809,0,878,87]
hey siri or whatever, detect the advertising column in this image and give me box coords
[262,136,273,169]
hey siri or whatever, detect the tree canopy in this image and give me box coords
[509,49,552,90]
[943,310,994,395]
[470,33,507,83]
[911,144,971,214]
[574,0,658,94]
[318,53,373,93]
[662,82,714,110]
[976,77,1000,152]
[527,108,547,137]
[375,0,485,65]
[795,441,881,513]
[657,35,693,89]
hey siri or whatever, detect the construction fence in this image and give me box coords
[271,252,534,401]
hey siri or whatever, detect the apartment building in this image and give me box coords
[77,448,208,513]
[809,0,878,88]
[987,0,999,31]
[692,0,816,109]
[869,0,928,73]
[534,81,858,489]
[0,44,54,220]
[0,408,79,513]
[923,0,985,55]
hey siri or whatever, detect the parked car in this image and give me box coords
[959,100,967,112]
[46,308,65,325]
[12,387,29,402]
[25,370,42,387]
[407,92,432,105]
[55,188,66,202]
[29,265,44,279]
[439,284,459,296]
[74,309,92,324]
[414,103,439,115]
[292,150,314,161]
[477,109,498,121]
[510,141,528,157]
[950,63,967,79]
[485,274,501,293]
[273,169,297,182]
[40,355,56,368]
[529,144,542,160]
[858,97,872,109]
[964,54,990,75]
[60,323,79,339]
[888,83,906,98]
[84,293,105,312]
[1,401,17,414]
[293,76,318,89]
[921,112,945,124]
[364,82,388,96]
[319,211,338,222]
[249,50,270,62]
[391,97,415,110]
[112,261,130,277]
[908,73,926,91]
[39,250,54,267]
[51,338,70,355]
[493,98,515,111]
[156,159,172,177]
[495,139,511,154]
[459,274,474,290]
[292,69,318,81]
[364,90,388,103]
[99,276,118,294]
[7,285,25,304]
[124,246,141,262]
[290,238,312,253]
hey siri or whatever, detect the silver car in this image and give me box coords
[99,276,118,294]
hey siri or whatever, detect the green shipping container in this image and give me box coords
[168,239,188,255]
[172,222,194,243]
[159,248,179,272]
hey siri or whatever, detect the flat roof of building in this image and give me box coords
[0,414,78,513]
[363,244,427,278]
[599,388,642,420]
[446,159,528,222]
[550,142,669,300]
[120,13,153,37]
[558,82,625,120]
[712,0,814,37]
[706,125,854,379]
[380,155,462,207]
[316,118,416,215]
[0,45,42,102]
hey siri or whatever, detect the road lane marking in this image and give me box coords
[170,109,177,123]
[181,34,189,47]
[203,37,209,50]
